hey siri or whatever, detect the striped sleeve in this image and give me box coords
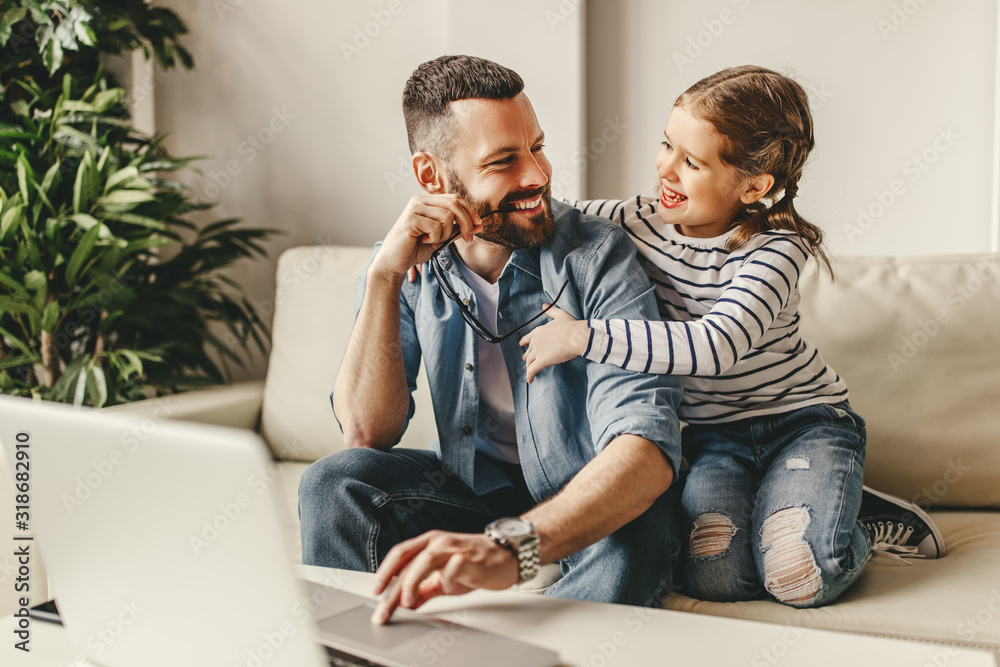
[583,238,808,376]
[567,199,626,222]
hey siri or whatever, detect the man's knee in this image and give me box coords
[299,447,386,505]
[760,507,822,607]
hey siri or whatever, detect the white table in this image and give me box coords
[3,565,997,667]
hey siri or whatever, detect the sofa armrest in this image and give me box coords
[102,380,265,430]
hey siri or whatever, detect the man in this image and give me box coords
[298,55,684,624]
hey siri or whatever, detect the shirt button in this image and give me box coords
[462,427,472,435]
[465,363,474,371]
[463,297,470,305]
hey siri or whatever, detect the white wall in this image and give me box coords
[586,0,1000,257]
[154,0,584,379]
[153,0,999,379]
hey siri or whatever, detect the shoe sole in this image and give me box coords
[862,484,946,558]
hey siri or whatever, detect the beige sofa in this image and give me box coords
[5,245,998,655]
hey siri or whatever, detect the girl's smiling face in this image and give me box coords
[656,105,765,238]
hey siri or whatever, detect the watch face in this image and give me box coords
[493,517,531,538]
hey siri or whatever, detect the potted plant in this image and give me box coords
[0,0,275,406]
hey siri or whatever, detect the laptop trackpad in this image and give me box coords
[317,605,436,649]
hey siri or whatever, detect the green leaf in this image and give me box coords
[40,161,61,197]
[86,366,108,408]
[73,365,88,406]
[101,211,166,231]
[40,300,59,332]
[73,150,95,214]
[0,296,35,315]
[0,324,30,354]
[105,166,140,192]
[0,8,28,48]
[69,212,100,230]
[43,36,64,76]
[73,17,96,47]
[0,273,28,299]
[0,354,39,371]
[66,222,102,286]
[16,154,31,205]
[100,190,156,207]
[93,89,124,113]
[23,270,46,311]
[0,201,24,242]
[123,236,171,254]
[120,349,144,377]
[60,101,95,113]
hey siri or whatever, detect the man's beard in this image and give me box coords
[447,171,555,250]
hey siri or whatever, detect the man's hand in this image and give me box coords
[370,531,518,625]
[519,306,590,383]
[372,194,482,281]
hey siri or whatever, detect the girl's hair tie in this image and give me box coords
[784,183,799,199]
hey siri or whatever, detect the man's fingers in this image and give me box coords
[398,543,450,608]
[373,533,432,594]
[409,203,458,245]
[371,576,402,625]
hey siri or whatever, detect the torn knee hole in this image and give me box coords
[690,512,736,557]
[761,507,822,605]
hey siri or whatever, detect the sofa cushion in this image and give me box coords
[798,255,1000,508]
[662,511,1000,651]
[261,246,438,461]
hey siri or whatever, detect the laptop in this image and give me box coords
[0,396,559,667]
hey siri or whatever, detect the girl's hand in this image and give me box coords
[519,307,590,383]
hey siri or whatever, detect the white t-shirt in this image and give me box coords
[455,258,521,478]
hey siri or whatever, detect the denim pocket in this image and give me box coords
[819,401,866,437]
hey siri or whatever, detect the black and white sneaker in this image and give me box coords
[859,485,945,560]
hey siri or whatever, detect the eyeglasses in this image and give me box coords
[429,230,569,344]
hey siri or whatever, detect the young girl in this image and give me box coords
[519,65,942,608]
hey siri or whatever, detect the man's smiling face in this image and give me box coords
[444,93,554,249]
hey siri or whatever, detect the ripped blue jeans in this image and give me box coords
[679,401,871,608]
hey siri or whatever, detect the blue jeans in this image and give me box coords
[679,401,870,608]
[299,447,682,608]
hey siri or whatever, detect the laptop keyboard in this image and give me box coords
[324,645,389,667]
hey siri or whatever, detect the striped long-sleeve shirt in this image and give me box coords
[572,196,848,424]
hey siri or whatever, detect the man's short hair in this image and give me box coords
[402,55,524,159]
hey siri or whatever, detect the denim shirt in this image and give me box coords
[345,201,683,502]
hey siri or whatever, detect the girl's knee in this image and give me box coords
[689,512,737,558]
[760,507,823,607]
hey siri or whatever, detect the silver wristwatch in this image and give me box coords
[485,517,540,584]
